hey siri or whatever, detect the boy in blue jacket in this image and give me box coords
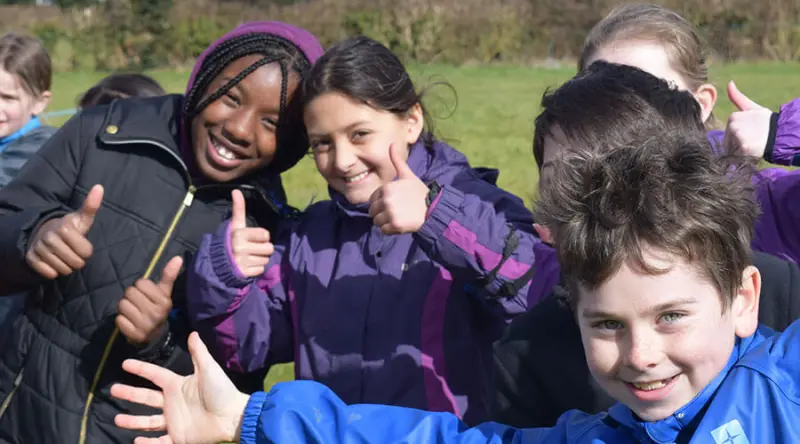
[107,129,799,443]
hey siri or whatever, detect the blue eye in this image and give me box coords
[660,312,685,324]
[593,319,623,330]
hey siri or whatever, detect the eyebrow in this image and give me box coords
[308,121,371,139]
[220,76,245,93]
[581,298,698,319]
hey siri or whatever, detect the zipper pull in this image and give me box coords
[183,186,196,207]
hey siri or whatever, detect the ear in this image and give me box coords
[692,83,717,124]
[533,223,554,245]
[30,90,52,117]
[404,103,425,145]
[732,265,760,338]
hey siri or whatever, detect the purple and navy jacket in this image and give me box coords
[187,140,543,425]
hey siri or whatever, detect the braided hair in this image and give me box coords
[184,32,313,174]
[184,32,311,118]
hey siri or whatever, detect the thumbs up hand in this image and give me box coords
[368,144,430,235]
[26,184,104,279]
[229,190,274,278]
[117,256,183,346]
[723,81,773,158]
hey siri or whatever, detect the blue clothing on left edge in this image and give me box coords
[0,116,56,347]
[233,320,800,443]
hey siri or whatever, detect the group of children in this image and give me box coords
[0,3,798,443]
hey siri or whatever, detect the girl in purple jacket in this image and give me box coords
[533,3,799,198]
[187,36,541,425]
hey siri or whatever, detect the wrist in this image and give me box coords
[226,391,251,443]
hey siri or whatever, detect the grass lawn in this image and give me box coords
[46,62,800,389]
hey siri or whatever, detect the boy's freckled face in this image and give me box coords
[575,248,757,421]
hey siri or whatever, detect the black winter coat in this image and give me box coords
[0,95,288,443]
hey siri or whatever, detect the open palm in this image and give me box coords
[111,332,250,444]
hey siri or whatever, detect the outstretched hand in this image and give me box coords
[111,332,250,444]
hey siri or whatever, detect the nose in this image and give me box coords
[333,141,357,172]
[622,327,663,371]
[221,108,256,147]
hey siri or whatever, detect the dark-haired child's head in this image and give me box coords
[533,61,704,192]
[183,22,322,183]
[78,73,165,108]
[301,36,434,204]
[0,33,51,138]
[579,4,717,124]
[535,133,760,422]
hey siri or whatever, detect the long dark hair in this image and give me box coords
[301,35,440,148]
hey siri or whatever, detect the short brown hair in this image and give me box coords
[0,33,52,97]
[534,134,758,310]
[533,61,703,171]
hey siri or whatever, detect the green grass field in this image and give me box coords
[46,62,800,389]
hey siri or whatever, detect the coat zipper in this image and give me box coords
[0,368,24,421]
[78,137,195,444]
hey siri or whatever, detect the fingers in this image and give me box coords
[114,413,166,432]
[157,256,183,295]
[40,231,86,270]
[121,358,176,389]
[75,184,104,234]
[32,242,73,276]
[231,189,247,230]
[233,240,274,258]
[110,383,165,410]
[25,249,58,279]
[116,315,147,345]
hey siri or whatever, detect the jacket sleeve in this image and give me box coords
[765,98,800,167]
[238,380,564,444]
[753,174,800,265]
[186,221,294,374]
[414,180,538,317]
[0,115,85,296]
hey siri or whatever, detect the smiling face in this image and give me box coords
[575,248,760,421]
[304,91,423,204]
[0,68,50,139]
[190,54,299,183]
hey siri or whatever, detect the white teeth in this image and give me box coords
[212,139,238,161]
[345,171,369,183]
[632,379,668,391]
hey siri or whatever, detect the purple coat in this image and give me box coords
[187,141,543,425]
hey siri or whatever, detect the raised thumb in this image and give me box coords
[231,189,247,230]
[75,184,104,234]
[390,144,415,180]
[727,81,762,111]
[188,331,219,376]
[157,256,183,295]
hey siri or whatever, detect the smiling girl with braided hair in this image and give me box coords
[0,22,322,444]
